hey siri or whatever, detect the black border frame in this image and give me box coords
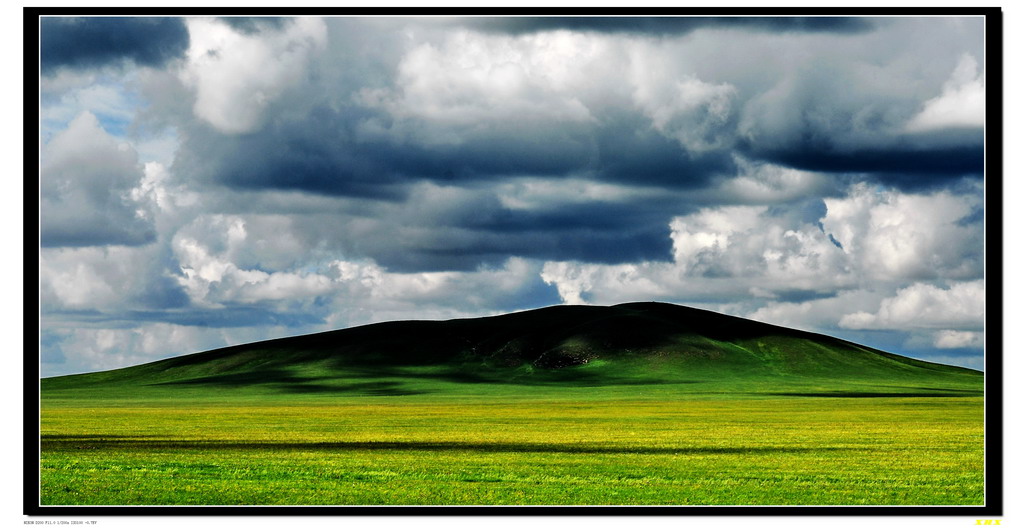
[24,6,1004,517]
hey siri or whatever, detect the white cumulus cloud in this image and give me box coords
[363,32,596,122]
[40,112,155,247]
[905,53,985,132]
[838,280,984,331]
[539,183,983,327]
[632,74,737,152]
[181,17,327,134]
[821,183,982,281]
[933,329,984,349]
[172,216,334,306]
[40,245,183,312]
[540,203,853,306]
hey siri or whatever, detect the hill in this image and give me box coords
[42,302,982,397]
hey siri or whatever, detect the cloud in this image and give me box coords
[168,17,987,208]
[468,17,875,36]
[39,255,554,378]
[362,30,598,130]
[821,183,983,282]
[838,280,984,331]
[905,54,985,132]
[39,322,302,376]
[742,143,984,178]
[728,21,985,179]
[746,290,887,331]
[632,73,738,152]
[360,29,740,179]
[170,214,334,306]
[933,330,984,349]
[710,157,835,203]
[35,16,990,376]
[39,112,156,247]
[180,17,327,133]
[352,30,611,179]
[171,107,407,198]
[173,27,737,200]
[327,256,555,316]
[165,182,677,277]
[40,77,140,142]
[539,182,984,308]
[130,162,201,220]
[40,245,188,312]
[174,236,335,306]
[216,17,289,34]
[539,201,853,306]
[40,17,190,74]
[668,204,845,282]
[167,212,559,316]
[540,262,597,305]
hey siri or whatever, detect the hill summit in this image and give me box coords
[43,302,981,395]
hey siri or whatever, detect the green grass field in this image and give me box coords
[38,303,987,506]
[40,380,984,506]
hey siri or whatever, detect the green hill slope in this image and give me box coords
[42,302,982,398]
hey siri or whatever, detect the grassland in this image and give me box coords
[38,303,986,506]
[40,381,984,506]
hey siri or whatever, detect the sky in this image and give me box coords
[36,14,990,377]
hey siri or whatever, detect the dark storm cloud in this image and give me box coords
[169,17,984,206]
[466,201,676,233]
[379,127,599,184]
[176,104,732,200]
[370,224,673,273]
[216,17,288,34]
[590,111,736,187]
[130,274,191,310]
[773,289,841,304]
[170,100,715,272]
[309,196,679,273]
[733,51,985,183]
[743,142,985,179]
[382,116,733,188]
[174,107,407,199]
[40,17,189,74]
[470,17,875,36]
[40,223,155,248]
[226,182,688,274]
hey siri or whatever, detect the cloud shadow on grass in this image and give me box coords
[761,390,983,398]
[149,364,692,395]
[41,436,857,456]
[149,370,424,396]
[344,365,687,388]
